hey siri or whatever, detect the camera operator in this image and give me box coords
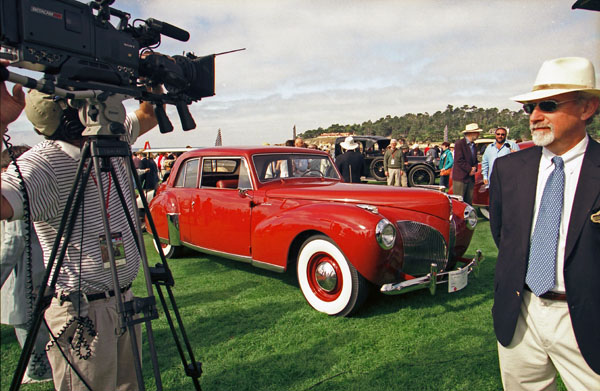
[0,60,25,141]
[1,60,160,390]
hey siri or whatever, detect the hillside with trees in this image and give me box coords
[299,104,600,143]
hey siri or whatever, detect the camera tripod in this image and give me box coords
[9,95,202,391]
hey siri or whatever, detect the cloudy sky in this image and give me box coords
[4,0,599,149]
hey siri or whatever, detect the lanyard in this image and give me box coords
[89,166,112,220]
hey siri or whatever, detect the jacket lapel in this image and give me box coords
[565,139,600,261]
[517,147,542,254]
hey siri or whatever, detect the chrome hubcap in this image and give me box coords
[315,261,338,292]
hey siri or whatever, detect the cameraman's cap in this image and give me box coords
[24,90,63,137]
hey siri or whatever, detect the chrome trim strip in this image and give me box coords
[180,243,286,273]
[251,259,286,273]
[185,243,252,263]
[380,250,484,295]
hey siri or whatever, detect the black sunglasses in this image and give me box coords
[522,98,578,114]
[495,132,507,136]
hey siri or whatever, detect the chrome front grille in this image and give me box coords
[396,221,448,275]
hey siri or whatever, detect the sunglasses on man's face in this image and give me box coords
[495,133,506,137]
[522,98,578,114]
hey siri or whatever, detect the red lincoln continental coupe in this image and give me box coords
[147,146,482,316]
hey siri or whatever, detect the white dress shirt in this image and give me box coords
[531,135,588,293]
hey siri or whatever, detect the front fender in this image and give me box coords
[251,202,387,282]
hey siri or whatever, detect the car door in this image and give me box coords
[190,157,253,257]
[170,157,201,244]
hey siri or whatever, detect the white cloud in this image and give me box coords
[4,0,599,148]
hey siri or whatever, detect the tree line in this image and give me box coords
[300,104,600,143]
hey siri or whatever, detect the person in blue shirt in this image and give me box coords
[482,127,519,188]
[438,141,453,189]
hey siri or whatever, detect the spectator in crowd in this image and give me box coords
[335,136,365,183]
[383,139,405,187]
[482,126,519,188]
[294,137,306,148]
[1,146,52,384]
[1,70,159,390]
[401,144,410,179]
[490,56,600,390]
[408,143,424,156]
[452,123,481,205]
[426,144,439,160]
[438,142,453,189]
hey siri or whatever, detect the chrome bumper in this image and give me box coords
[380,250,483,295]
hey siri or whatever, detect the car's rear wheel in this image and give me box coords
[408,165,435,186]
[153,240,183,258]
[297,235,369,316]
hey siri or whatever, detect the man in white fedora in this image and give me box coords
[490,57,600,390]
[451,123,482,205]
[335,136,365,183]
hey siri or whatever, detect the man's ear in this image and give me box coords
[580,96,599,122]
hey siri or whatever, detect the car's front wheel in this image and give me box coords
[297,235,369,316]
[153,240,183,258]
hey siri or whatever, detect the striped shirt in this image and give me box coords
[1,113,141,293]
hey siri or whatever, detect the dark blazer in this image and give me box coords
[335,150,365,183]
[489,138,600,374]
[452,137,477,182]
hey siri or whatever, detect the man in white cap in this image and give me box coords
[383,139,406,186]
[335,136,365,183]
[1,85,158,390]
[452,123,482,205]
[490,57,600,390]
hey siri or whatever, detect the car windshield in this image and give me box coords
[253,153,340,182]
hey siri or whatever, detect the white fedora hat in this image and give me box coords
[462,123,482,134]
[340,136,360,150]
[511,57,600,103]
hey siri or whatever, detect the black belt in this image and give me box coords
[54,284,132,302]
[525,286,567,301]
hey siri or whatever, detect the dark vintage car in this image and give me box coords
[334,136,439,185]
[148,146,482,316]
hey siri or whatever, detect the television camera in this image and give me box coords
[0,0,227,134]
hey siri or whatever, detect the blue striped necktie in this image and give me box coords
[526,156,565,296]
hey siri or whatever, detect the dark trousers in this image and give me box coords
[439,175,449,189]
[453,179,474,205]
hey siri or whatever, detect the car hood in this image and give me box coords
[263,182,451,218]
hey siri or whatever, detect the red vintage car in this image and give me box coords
[147,146,482,316]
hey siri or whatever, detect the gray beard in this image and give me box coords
[531,124,555,147]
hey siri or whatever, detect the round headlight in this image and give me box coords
[464,205,477,230]
[376,218,396,250]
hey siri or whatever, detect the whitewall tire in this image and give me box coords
[297,235,369,316]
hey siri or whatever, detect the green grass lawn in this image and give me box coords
[1,219,567,391]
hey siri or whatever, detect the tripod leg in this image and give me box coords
[133,159,203,390]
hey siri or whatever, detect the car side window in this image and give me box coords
[201,158,246,189]
[174,158,199,188]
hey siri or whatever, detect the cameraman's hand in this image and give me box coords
[0,60,25,137]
